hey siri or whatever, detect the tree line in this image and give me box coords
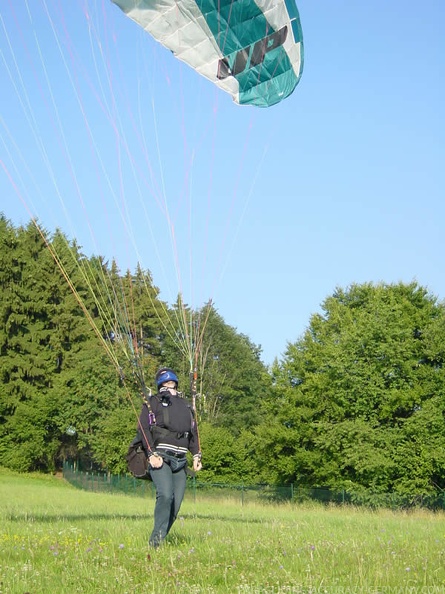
[1,214,445,498]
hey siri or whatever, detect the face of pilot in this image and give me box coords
[162,380,178,393]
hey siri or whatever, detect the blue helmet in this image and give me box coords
[155,368,179,388]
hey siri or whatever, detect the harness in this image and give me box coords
[146,392,194,442]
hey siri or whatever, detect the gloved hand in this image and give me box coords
[149,453,163,469]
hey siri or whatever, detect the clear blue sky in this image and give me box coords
[1,1,444,365]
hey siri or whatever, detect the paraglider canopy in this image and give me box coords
[111,0,304,107]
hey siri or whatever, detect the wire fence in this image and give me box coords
[62,462,445,510]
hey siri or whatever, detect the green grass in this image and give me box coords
[1,468,445,593]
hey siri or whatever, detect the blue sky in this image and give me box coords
[1,0,444,365]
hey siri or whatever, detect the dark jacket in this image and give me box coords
[138,391,200,457]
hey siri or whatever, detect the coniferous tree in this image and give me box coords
[193,304,271,435]
[0,222,70,470]
[50,247,135,471]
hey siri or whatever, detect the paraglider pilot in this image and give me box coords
[138,367,202,548]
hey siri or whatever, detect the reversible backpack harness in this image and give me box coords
[126,393,195,479]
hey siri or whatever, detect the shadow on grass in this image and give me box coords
[5,511,267,524]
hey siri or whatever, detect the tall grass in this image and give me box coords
[1,468,445,593]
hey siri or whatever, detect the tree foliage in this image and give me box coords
[3,214,445,497]
[0,216,269,476]
[266,282,445,495]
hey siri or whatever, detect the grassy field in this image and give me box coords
[1,469,445,593]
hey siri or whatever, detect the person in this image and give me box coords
[137,367,202,548]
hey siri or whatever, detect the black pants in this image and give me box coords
[149,460,187,547]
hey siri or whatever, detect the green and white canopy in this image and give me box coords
[111,0,304,107]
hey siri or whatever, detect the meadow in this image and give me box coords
[1,469,445,593]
